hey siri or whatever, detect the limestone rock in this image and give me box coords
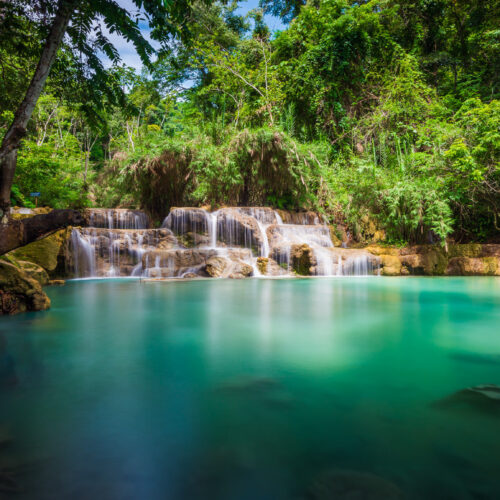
[164,207,209,235]
[291,243,314,276]
[399,245,448,275]
[16,260,50,286]
[206,256,231,278]
[83,208,149,228]
[446,257,498,276]
[229,260,253,279]
[0,260,50,315]
[10,229,67,273]
[328,226,342,247]
[379,254,402,276]
[216,208,263,254]
[275,210,320,225]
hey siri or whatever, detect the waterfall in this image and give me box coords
[70,207,379,278]
[208,212,218,248]
[71,229,96,278]
[341,255,379,276]
[89,209,149,230]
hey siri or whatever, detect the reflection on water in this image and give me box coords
[1,278,500,499]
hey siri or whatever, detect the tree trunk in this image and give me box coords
[0,209,84,256]
[0,0,76,220]
[0,151,17,215]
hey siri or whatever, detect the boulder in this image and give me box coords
[256,256,288,276]
[206,256,231,278]
[206,255,253,279]
[229,260,253,279]
[16,260,50,286]
[0,260,50,315]
[9,229,68,274]
[379,255,402,276]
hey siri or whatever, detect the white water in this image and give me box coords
[71,208,379,278]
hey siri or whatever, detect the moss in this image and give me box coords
[0,260,50,315]
[291,244,313,276]
[483,257,498,275]
[9,230,66,272]
[448,243,482,258]
[257,257,268,275]
[328,226,342,247]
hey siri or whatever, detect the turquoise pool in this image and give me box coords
[1,277,500,499]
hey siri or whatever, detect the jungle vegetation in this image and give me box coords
[0,0,499,244]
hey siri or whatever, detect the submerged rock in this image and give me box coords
[449,352,500,366]
[0,260,50,315]
[308,469,405,500]
[432,384,500,414]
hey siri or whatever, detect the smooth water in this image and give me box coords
[1,278,500,499]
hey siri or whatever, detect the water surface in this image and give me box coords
[1,278,500,499]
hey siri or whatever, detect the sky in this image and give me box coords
[103,0,286,71]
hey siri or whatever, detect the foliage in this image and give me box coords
[2,0,499,244]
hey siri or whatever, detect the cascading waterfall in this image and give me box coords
[70,207,379,278]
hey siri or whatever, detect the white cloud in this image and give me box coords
[99,0,286,72]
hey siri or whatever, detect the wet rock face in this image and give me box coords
[367,243,500,276]
[0,260,50,315]
[70,228,177,278]
[216,209,263,254]
[309,469,405,500]
[84,208,150,229]
[275,209,320,225]
[163,208,210,236]
[446,257,498,275]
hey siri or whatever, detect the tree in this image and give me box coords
[0,0,201,220]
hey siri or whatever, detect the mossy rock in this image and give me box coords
[379,255,402,276]
[365,244,400,257]
[328,226,342,247]
[0,260,50,315]
[9,229,67,273]
[400,246,448,275]
[17,260,50,285]
[291,244,313,276]
[446,256,498,276]
[448,243,483,259]
[257,257,268,275]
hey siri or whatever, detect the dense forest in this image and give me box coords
[1,0,499,245]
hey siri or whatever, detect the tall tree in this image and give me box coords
[0,0,200,220]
